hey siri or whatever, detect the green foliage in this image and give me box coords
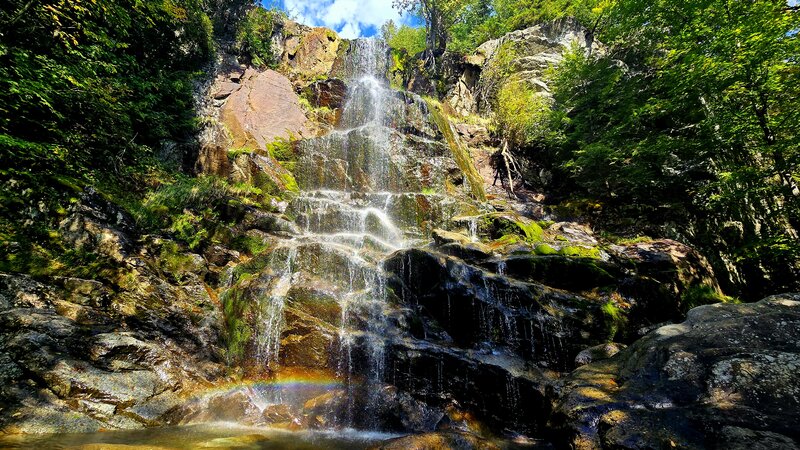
[428,0,605,55]
[133,175,277,251]
[280,173,300,194]
[0,0,253,279]
[266,138,295,162]
[447,0,496,55]
[495,82,553,148]
[383,21,428,56]
[382,20,428,88]
[236,7,285,68]
[543,0,800,294]
[393,0,473,58]
[0,0,219,174]
[236,7,281,68]
[229,147,255,159]
[600,297,626,341]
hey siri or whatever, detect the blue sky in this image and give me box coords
[262,0,419,38]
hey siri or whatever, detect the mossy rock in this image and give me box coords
[489,234,521,249]
[680,283,738,313]
[485,214,543,243]
[534,243,558,256]
[559,245,601,259]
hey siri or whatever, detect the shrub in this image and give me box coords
[495,81,553,148]
[236,7,284,68]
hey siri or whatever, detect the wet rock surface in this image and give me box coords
[371,431,501,450]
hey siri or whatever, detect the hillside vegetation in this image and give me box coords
[0,0,285,276]
[390,0,799,297]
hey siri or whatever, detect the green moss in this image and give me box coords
[221,287,254,364]
[599,232,654,245]
[425,99,486,201]
[534,243,558,255]
[516,220,544,243]
[559,245,601,259]
[488,214,543,243]
[232,234,271,256]
[681,284,738,313]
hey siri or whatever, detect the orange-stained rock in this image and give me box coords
[281,25,341,84]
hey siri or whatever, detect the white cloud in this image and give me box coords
[282,0,408,38]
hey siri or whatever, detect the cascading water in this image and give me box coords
[254,246,297,368]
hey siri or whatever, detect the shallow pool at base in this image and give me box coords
[0,424,401,450]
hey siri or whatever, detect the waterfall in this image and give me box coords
[239,38,418,428]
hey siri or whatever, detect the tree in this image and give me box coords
[382,21,427,56]
[392,0,468,71]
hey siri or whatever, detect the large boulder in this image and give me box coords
[220,68,313,149]
[551,294,800,449]
[197,66,306,191]
[608,238,721,298]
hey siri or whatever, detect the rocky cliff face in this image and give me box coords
[1,16,797,450]
[441,17,601,117]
